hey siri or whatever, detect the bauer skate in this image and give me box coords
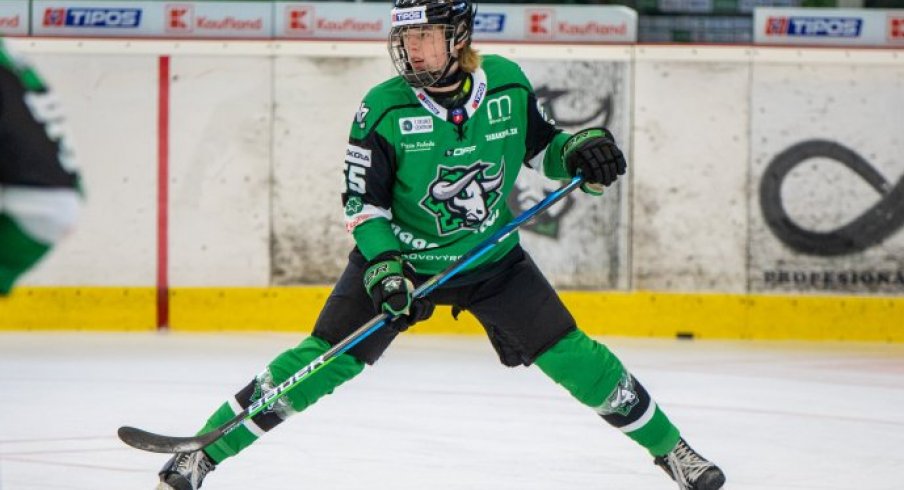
[654,438,725,490]
[157,450,215,490]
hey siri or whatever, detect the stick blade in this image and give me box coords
[118,426,219,454]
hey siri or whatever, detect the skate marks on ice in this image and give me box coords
[0,333,903,489]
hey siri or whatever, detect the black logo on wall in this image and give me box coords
[506,179,575,239]
[760,140,904,256]
[535,86,612,128]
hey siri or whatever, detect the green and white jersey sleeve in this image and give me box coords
[0,40,48,92]
[0,40,81,294]
[341,54,573,276]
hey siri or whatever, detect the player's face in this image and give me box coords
[402,25,449,72]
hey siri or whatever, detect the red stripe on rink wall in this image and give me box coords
[157,56,170,330]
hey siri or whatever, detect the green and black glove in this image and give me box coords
[363,252,435,331]
[563,128,627,195]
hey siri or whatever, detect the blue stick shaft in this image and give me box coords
[234,176,584,435]
[118,179,589,454]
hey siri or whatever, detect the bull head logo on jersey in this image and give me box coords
[420,159,505,235]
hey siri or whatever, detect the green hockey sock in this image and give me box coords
[0,214,51,294]
[534,330,680,457]
[202,335,365,463]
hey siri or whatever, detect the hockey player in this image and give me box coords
[0,40,80,295]
[156,1,725,489]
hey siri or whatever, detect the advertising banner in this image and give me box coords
[27,2,636,42]
[471,5,637,43]
[32,0,272,38]
[275,2,385,40]
[754,7,901,46]
[32,0,161,37]
[750,62,904,294]
[274,2,636,43]
[0,0,28,36]
[889,13,904,45]
[161,2,271,38]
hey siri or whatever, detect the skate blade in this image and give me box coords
[155,482,176,490]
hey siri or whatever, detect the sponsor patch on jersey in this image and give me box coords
[486,95,513,124]
[355,102,370,130]
[445,145,476,157]
[345,144,372,167]
[471,82,487,109]
[399,116,434,135]
[485,127,518,142]
[401,141,435,153]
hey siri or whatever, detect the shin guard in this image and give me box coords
[535,330,680,457]
[201,335,365,463]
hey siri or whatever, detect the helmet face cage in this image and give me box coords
[388,0,475,88]
[390,24,457,89]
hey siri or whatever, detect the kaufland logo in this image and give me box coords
[286,6,381,34]
[287,6,313,34]
[0,15,20,29]
[42,7,142,28]
[890,16,904,41]
[527,9,553,37]
[559,21,627,37]
[765,16,862,37]
[166,4,193,32]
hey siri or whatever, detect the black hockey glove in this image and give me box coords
[363,252,435,332]
[563,128,627,195]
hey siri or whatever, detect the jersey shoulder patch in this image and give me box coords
[351,76,416,138]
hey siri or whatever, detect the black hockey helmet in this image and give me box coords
[388,0,476,88]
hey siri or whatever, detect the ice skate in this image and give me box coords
[654,438,725,490]
[157,451,215,490]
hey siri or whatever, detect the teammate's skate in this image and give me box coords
[654,438,725,490]
[157,451,215,490]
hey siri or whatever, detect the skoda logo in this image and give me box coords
[402,120,413,131]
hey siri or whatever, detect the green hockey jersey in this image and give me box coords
[0,39,47,93]
[0,39,80,294]
[342,54,574,276]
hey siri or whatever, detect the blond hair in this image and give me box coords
[459,45,482,73]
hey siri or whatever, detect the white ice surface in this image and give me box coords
[1,333,902,490]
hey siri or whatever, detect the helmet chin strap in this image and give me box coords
[428,54,466,89]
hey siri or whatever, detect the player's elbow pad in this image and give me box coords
[1,186,80,244]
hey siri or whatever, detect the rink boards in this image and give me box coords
[1,286,901,341]
[0,40,901,340]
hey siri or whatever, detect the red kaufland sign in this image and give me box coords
[166,2,267,36]
[889,15,904,42]
[282,4,383,38]
[165,4,192,33]
[274,2,636,42]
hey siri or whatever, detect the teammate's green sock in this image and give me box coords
[0,214,51,294]
[535,330,680,457]
[202,335,365,463]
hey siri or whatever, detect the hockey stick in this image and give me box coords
[118,175,584,454]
